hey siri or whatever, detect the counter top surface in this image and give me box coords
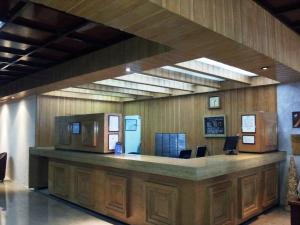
[30,147,286,181]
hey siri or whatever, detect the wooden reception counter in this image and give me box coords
[29,147,285,225]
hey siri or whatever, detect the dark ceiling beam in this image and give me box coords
[0,37,171,98]
[0,32,41,47]
[12,17,99,47]
[291,20,300,27]
[0,56,13,63]
[273,3,300,14]
[12,17,58,33]
[254,0,300,34]
[1,20,90,71]
[17,60,51,68]
[0,0,10,21]
[1,0,29,27]
[0,74,19,79]
[0,70,27,76]
[0,46,27,55]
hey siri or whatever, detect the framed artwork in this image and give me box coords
[108,115,119,132]
[208,96,221,109]
[242,135,255,145]
[125,119,137,131]
[203,115,226,137]
[241,114,256,133]
[293,112,300,128]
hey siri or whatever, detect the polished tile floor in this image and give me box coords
[0,181,124,225]
[0,181,291,225]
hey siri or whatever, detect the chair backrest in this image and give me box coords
[0,152,7,160]
[0,152,7,181]
[196,146,207,157]
[178,149,192,159]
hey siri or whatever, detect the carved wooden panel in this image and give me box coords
[238,173,259,219]
[81,120,97,147]
[145,182,178,225]
[49,162,71,199]
[105,174,128,218]
[74,167,96,208]
[262,166,278,208]
[208,181,233,225]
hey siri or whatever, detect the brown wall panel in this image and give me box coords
[36,85,276,155]
[36,96,123,146]
[123,85,277,155]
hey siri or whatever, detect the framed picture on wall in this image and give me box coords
[241,114,256,133]
[108,115,119,132]
[208,96,221,109]
[242,135,255,145]
[293,112,300,128]
[203,115,226,137]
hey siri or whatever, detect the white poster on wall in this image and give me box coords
[109,134,119,150]
[109,115,119,132]
[242,115,256,133]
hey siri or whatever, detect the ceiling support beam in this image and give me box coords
[115,73,200,91]
[143,68,221,89]
[63,87,138,98]
[175,61,252,84]
[43,90,134,102]
[77,83,157,97]
[95,79,191,95]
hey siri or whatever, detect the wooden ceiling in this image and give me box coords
[44,59,278,102]
[0,0,133,86]
[254,0,300,35]
[0,0,299,102]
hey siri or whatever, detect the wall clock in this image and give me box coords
[208,96,221,109]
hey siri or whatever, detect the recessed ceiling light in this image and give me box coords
[0,21,5,29]
[162,66,224,81]
[197,57,257,77]
[261,66,269,70]
[126,67,131,72]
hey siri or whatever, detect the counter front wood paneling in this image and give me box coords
[105,174,128,219]
[145,182,178,225]
[238,173,260,220]
[207,180,233,225]
[30,148,285,225]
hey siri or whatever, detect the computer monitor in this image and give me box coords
[178,149,192,159]
[196,146,207,157]
[223,136,239,155]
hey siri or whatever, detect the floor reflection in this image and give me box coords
[0,181,125,225]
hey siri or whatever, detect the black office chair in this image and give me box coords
[0,152,7,182]
[178,150,192,159]
[196,146,207,157]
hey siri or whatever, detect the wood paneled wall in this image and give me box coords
[36,85,276,155]
[36,96,123,146]
[123,86,277,155]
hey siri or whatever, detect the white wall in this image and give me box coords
[277,82,300,204]
[0,96,36,187]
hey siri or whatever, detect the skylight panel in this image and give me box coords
[197,57,257,77]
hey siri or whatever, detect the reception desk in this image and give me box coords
[29,147,285,225]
